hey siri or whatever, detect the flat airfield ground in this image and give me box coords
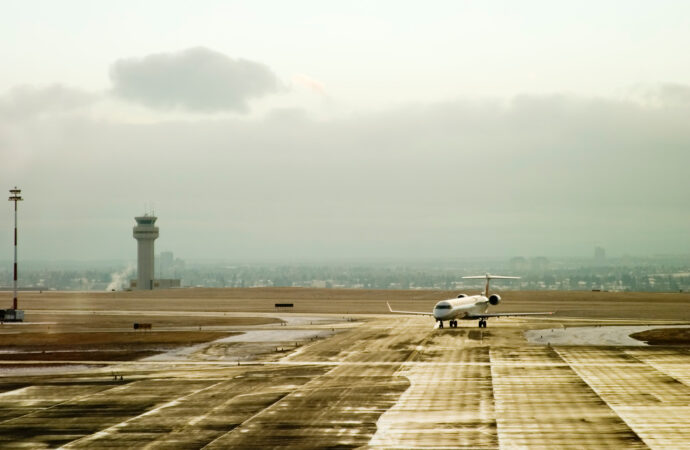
[0,288,689,449]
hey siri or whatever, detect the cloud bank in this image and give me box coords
[109,47,283,112]
[0,84,96,119]
[3,86,690,260]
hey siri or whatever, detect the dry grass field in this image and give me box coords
[0,331,239,363]
[4,287,690,319]
[630,327,690,345]
[0,331,240,348]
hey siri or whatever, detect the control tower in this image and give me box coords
[133,215,159,290]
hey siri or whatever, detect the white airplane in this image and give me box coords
[387,274,553,328]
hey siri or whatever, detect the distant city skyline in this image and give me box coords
[3,253,689,293]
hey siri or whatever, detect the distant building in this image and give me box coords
[157,251,185,278]
[531,256,550,271]
[509,256,528,272]
[595,246,606,262]
[159,251,174,278]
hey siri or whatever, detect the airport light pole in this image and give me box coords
[8,187,22,310]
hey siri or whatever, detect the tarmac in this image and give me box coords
[0,314,689,448]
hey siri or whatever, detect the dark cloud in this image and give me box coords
[109,47,283,112]
[0,84,96,118]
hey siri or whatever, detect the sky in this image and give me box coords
[2,0,690,262]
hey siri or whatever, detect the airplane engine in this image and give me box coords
[488,294,501,305]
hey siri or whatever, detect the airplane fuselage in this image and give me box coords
[433,296,490,321]
[386,274,550,329]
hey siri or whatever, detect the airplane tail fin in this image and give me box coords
[462,274,520,297]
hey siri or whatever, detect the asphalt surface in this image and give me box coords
[1,314,689,448]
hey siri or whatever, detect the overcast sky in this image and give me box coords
[2,1,690,262]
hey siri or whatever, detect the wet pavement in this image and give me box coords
[0,315,689,448]
[525,324,690,346]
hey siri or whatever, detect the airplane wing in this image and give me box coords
[467,311,555,319]
[386,302,433,316]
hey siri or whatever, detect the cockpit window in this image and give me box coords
[435,304,451,309]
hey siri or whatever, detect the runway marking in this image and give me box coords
[556,347,690,449]
[185,390,258,427]
[488,351,503,450]
[62,381,223,449]
[0,382,129,426]
[491,347,645,448]
[199,392,288,448]
[626,349,690,387]
[200,359,346,449]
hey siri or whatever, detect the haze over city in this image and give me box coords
[2,1,690,262]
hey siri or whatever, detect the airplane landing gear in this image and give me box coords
[438,321,444,329]
[450,320,458,328]
[478,319,487,328]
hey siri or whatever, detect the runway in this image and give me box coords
[1,315,689,448]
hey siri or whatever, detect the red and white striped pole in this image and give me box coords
[8,187,22,310]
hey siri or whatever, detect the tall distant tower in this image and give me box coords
[133,215,159,290]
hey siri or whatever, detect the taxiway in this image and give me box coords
[1,311,689,448]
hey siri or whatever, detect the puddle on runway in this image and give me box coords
[142,325,336,362]
[525,325,690,346]
[215,329,333,343]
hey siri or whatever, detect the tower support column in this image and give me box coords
[133,215,159,290]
